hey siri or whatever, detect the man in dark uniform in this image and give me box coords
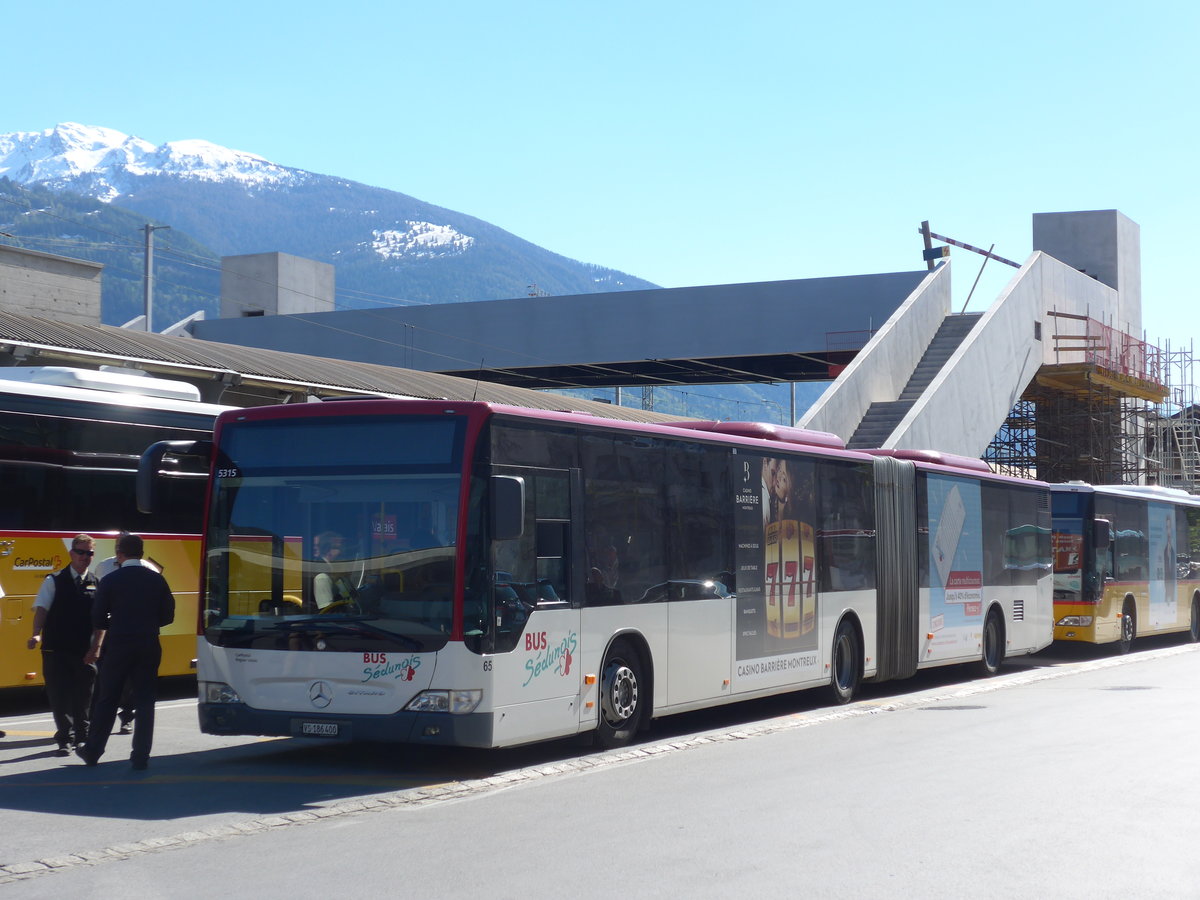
[76,533,175,771]
[94,547,136,734]
[27,534,99,755]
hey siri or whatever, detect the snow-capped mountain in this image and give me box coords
[0,123,304,200]
[0,123,655,316]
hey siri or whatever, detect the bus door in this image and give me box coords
[666,578,734,707]
[488,466,583,744]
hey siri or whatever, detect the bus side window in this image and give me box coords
[535,520,569,605]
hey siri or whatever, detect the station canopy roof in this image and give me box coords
[0,310,679,423]
[191,271,926,390]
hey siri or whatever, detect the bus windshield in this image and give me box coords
[203,414,466,653]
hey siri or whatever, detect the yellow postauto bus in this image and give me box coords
[1051,482,1200,652]
[0,366,229,689]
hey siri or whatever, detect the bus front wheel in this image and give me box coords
[1118,599,1136,654]
[597,640,645,748]
[829,619,861,704]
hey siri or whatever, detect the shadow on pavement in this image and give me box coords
[0,634,1187,826]
[0,733,570,822]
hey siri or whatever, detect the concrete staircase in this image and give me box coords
[846,313,982,450]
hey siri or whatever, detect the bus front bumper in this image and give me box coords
[198,702,496,747]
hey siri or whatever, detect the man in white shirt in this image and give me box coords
[313,531,355,609]
[27,534,99,755]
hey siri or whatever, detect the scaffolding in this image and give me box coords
[1147,339,1200,492]
[984,312,1192,488]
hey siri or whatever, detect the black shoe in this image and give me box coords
[54,745,70,757]
[118,723,132,735]
[0,730,6,738]
[130,758,148,771]
[75,746,99,767]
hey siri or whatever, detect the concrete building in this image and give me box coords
[0,244,102,326]
[1032,209,1141,334]
[220,252,335,319]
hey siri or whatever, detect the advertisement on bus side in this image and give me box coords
[925,476,984,654]
[731,453,822,688]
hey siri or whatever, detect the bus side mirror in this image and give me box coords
[137,440,213,514]
[1093,518,1112,550]
[491,475,525,541]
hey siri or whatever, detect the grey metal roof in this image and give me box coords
[0,310,681,424]
[192,271,926,389]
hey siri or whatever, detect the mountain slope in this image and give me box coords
[0,177,219,326]
[0,123,657,312]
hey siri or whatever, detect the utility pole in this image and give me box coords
[641,385,654,411]
[143,223,171,333]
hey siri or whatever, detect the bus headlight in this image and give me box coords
[202,681,242,704]
[405,690,482,715]
[1056,615,1093,627]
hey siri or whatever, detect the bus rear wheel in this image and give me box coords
[1118,599,1136,654]
[980,608,1005,676]
[597,640,644,748]
[829,619,861,705]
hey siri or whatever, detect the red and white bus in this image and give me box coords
[140,399,1053,748]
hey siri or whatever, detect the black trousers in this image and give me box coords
[90,659,136,725]
[86,636,162,764]
[41,649,96,747]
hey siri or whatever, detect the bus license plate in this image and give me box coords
[301,722,339,737]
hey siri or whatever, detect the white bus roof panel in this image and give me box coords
[0,366,203,401]
[0,366,234,417]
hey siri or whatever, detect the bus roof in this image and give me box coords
[0,366,235,417]
[1051,481,1200,506]
[669,420,846,450]
[216,397,1049,485]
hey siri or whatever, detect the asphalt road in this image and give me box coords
[2,637,1197,895]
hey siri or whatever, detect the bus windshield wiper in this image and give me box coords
[270,617,423,650]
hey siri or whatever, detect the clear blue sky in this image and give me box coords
[7,0,1198,349]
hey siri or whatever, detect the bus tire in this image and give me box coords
[1118,598,1136,654]
[597,640,645,748]
[980,607,1005,676]
[1190,596,1200,643]
[829,618,861,705]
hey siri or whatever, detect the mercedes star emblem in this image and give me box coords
[309,680,333,708]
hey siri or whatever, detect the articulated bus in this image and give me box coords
[1051,482,1200,651]
[0,367,228,689]
[139,399,1053,749]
